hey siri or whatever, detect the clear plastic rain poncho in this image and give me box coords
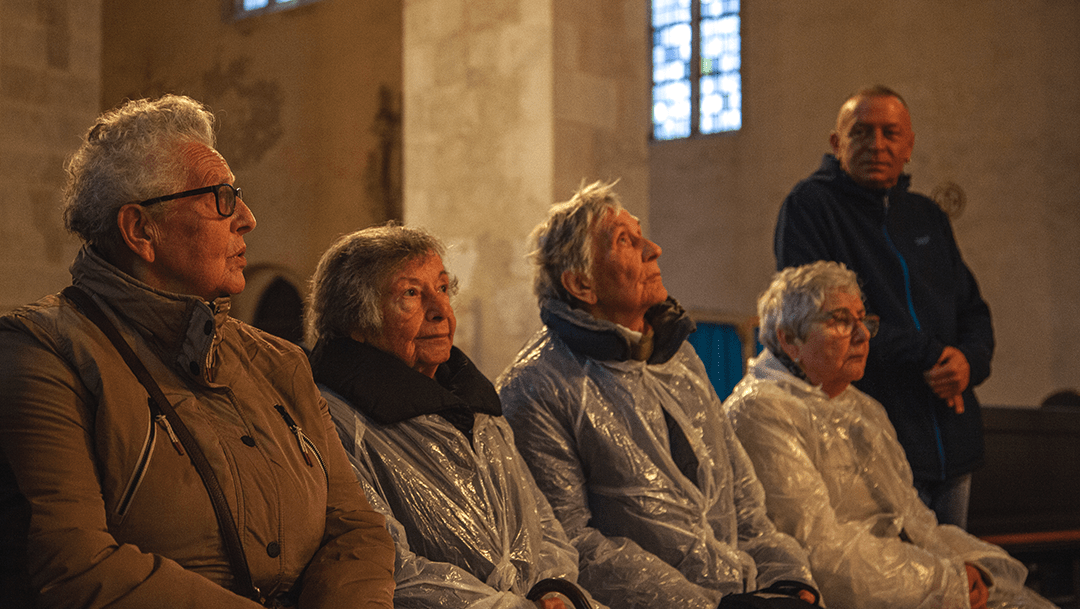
[497,299,817,609]
[724,350,1057,609]
[313,340,598,609]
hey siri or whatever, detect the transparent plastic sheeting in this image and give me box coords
[497,301,817,609]
[325,390,605,609]
[724,350,1058,609]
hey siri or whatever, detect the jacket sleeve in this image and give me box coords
[720,412,817,592]
[295,384,396,609]
[940,221,994,387]
[498,368,724,609]
[492,418,601,595]
[0,326,266,609]
[324,395,545,609]
[726,383,984,609]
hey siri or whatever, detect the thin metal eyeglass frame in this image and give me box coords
[136,183,243,217]
[815,308,880,338]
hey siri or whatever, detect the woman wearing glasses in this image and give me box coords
[0,95,394,608]
[722,261,1051,609]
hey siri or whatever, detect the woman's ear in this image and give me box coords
[116,204,157,264]
[777,327,801,361]
[561,270,597,305]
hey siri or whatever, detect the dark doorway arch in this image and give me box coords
[253,276,304,345]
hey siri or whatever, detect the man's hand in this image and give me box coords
[966,563,989,609]
[924,346,970,414]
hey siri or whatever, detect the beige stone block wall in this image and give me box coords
[650,1,1080,406]
[0,0,100,310]
[403,0,649,379]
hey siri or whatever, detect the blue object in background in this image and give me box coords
[687,321,760,401]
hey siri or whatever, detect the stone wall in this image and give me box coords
[403,0,650,379]
[0,0,100,310]
[650,0,1080,406]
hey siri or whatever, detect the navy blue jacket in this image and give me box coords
[774,154,994,482]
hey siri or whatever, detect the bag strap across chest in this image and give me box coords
[62,285,263,604]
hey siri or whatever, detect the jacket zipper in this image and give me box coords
[880,194,922,332]
[115,398,186,520]
[115,398,159,520]
[274,404,328,484]
[881,193,947,480]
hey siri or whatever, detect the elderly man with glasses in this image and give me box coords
[0,95,394,608]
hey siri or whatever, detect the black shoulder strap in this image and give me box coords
[62,285,262,603]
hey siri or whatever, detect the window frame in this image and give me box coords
[233,0,320,19]
[650,0,742,141]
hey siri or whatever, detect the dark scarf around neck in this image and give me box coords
[309,337,502,430]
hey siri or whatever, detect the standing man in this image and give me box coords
[499,181,819,609]
[774,85,994,529]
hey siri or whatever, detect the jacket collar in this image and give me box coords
[749,349,857,402]
[810,153,913,208]
[540,296,695,365]
[309,336,502,425]
[70,246,229,383]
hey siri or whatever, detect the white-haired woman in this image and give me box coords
[723,261,1053,609]
[306,223,599,609]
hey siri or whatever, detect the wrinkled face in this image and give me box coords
[783,290,870,398]
[589,208,668,330]
[830,95,915,190]
[365,253,456,378]
[145,143,256,301]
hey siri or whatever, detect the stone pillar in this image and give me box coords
[0,0,101,310]
[403,0,649,379]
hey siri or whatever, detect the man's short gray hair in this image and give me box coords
[846,84,908,109]
[62,94,216,256]
[757,261,863,355]
[305,222,453,346]
[530,180,623,307]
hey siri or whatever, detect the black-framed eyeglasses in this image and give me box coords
[813,308,880,338]
[136,183,243,217]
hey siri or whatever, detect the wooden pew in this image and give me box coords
[969,405,1080,607]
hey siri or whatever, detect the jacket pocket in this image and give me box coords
[274,404,329,486]
[113,399,158,522]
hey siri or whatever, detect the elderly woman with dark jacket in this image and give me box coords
[0,95,394,608]
[723,261,1053,609]
[305,223,598,609]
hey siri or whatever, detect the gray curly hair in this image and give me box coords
[305,222,457,346]
[757,261,863,356]
[62,94,216,256]
[530,180,623,307]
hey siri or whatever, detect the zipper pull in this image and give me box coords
[156,413,185,456]
[275,404,314,467]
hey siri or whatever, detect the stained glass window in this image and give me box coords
[236,0,312,17]
[651,0,740,140]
